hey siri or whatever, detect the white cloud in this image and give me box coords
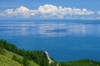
[37,4,94,17]
[1,6,36,18]
[97,11,100,14]
[38,4,58,14]
[4,9,13,17]
[4,9,13,14]
[13,6,36,17]
[0,4,94,18]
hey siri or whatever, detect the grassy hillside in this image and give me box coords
[0,55,23,66]
[5,49,22,59]
[0,39,50,66]
[0,49,39,66]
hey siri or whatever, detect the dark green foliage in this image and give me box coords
[0,43,3,48]
[0,47,6,55]
[12,55,22,64]
[60,59,100,66]
[0,43,6,55]
[12,55,17,61]
[39,57,49,66]
[23,56,31,66]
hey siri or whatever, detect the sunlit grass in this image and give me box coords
[0,55,23,66]
[0,49,39,66]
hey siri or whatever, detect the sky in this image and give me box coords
[0,0,100,20]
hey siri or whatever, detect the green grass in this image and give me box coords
[0,55,23,66]
[5,49,22,59]
[0,49,39,66]
[30,61,40,66]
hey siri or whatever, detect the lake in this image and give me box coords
[0,20,100,61]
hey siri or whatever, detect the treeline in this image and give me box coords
[0,39,51,66]
[60,59,100,66]
[12,55,31,66]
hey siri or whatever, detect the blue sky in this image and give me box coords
[0,0,100,20]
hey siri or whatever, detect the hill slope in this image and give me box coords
[0,55,23,66]
[0,49,39,66]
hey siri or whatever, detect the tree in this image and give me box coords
[23,56,31,66]
[0,47,6,55]
[0,43,3,48]
[12,55,17,61]
[0,43,6,55]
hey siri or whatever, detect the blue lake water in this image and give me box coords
[0,20,100,61]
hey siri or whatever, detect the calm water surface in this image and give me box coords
[0,20,100,61]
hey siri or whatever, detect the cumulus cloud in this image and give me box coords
[4,9,13,14]
[97,11,100,14]
[38,4,94,16]
[0,4,94,18]
[1,6,36,18]
[38,4,57,14]
[13,6,36,17]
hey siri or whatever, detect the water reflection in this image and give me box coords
[0,20,100,61]
[0,21,100,37]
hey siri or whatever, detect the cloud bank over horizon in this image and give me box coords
[0,4,99,19]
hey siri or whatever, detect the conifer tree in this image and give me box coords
[23,56,31,66]
[12,55,17,61]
